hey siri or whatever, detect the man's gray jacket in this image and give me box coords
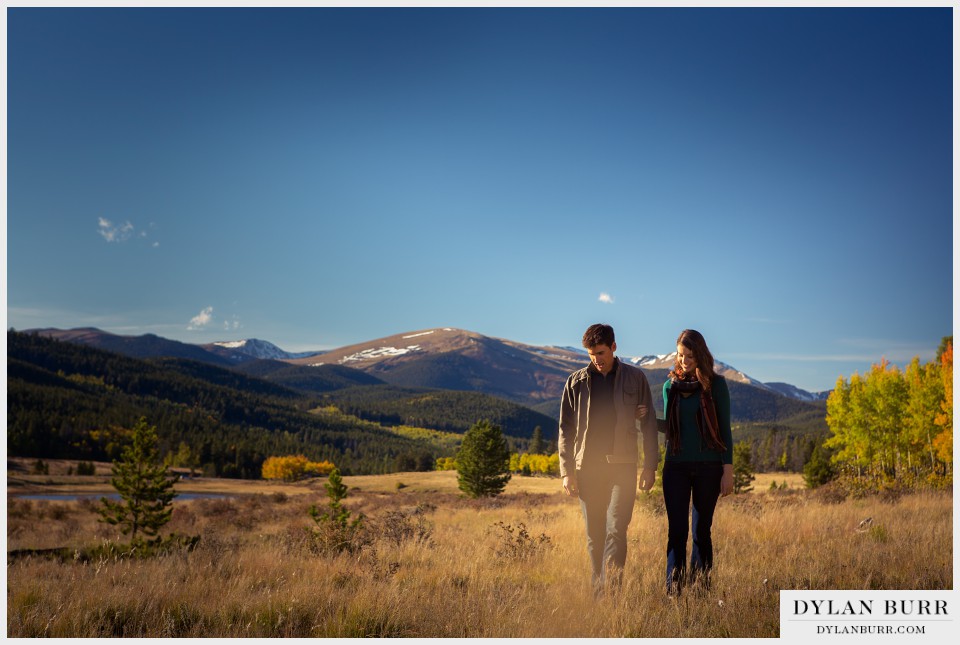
[558,358,659,478]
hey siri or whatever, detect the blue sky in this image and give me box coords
[5,6,954,393]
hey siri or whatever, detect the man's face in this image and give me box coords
[587,342,616,375]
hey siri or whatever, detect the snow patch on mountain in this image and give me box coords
[216,340,248,349]
[629,353,676,367]
[402,330,435,339]
[211,338,324,361]
[338,345,422,364]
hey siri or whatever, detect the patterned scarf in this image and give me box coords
[665,377,726,455]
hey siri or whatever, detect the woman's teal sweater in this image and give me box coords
[662,375,734,464]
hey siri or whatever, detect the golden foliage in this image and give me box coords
[509,452,560,476]
[261,455,335,482]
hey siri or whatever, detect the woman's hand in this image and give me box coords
[720,464,734,497]
[635,405,648,420]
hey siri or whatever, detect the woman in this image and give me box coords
[662,329,733,596]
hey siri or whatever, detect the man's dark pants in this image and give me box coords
[577,462,637,594]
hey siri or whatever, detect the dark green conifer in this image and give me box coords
[732,441,756,494]
[530,426,544,454]
[98,417,178,542]
[456,419,511,498]
[803,440,836,489]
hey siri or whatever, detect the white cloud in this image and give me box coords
[187,306,214,330]
[598,292,615,304]
[98,217,135,243]
[223,316,241,332]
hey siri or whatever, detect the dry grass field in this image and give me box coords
[5,465,953,637]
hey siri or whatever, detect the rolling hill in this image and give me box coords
[6,331,562,477]
[22,326,829,434]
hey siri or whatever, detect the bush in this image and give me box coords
[262,455,335,481]
[76,461,97,476]
[376,506,434,547]
[491,521,552,561]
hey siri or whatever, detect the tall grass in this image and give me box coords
[6,473,952,637]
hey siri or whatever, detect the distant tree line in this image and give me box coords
[734,427,819,473]
[321,385,555,442]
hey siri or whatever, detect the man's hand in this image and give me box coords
[562,474,578,497]
[720,464,734,497]
[635,404,648,420]
[638,467,656,491]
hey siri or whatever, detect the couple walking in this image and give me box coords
[558,323,733,598]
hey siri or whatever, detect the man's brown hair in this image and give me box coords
[582,323,615,349]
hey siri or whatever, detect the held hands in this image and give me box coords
[635,405,648,421]
[720,464,734,497]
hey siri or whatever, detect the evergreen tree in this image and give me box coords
[732,441,756,494]
[309,467,357,529]
[307,467,366,554]
[456,419,511,498]
[803,439,836,489]
[98,417,178,542]
[530,426,544,454]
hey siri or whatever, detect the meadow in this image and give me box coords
[5,467,953,638]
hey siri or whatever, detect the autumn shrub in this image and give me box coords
[376,506,434,547]
[491,521,552,561]
[262,455,335,482]
[7,499,35,519]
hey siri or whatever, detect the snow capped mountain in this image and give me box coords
[626,353,781,393]
[205,338,325,362]
[628,353,676,368]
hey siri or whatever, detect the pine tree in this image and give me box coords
[803,439,836,488]
[456,419,512,498]
[309,467,357,529]
[530,426,544,454]
[98,417,178,542]
[732,441,755,494]
[307,467,366,554]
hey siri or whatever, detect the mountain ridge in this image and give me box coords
[22,326,830,405]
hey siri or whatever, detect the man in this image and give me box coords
[559,323,659,596]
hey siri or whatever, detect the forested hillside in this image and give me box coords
[1,335,402,475]
[7,332,434,476]
[232,359,385,393]
[320,385,556,439]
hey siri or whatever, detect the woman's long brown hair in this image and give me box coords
[669,329,716,391]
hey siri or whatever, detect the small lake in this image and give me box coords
[11,492,234,502]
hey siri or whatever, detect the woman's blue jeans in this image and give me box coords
[577,462,637,594]
[662,460,722,594]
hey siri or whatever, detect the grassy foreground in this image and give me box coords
[6,469,952,637]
